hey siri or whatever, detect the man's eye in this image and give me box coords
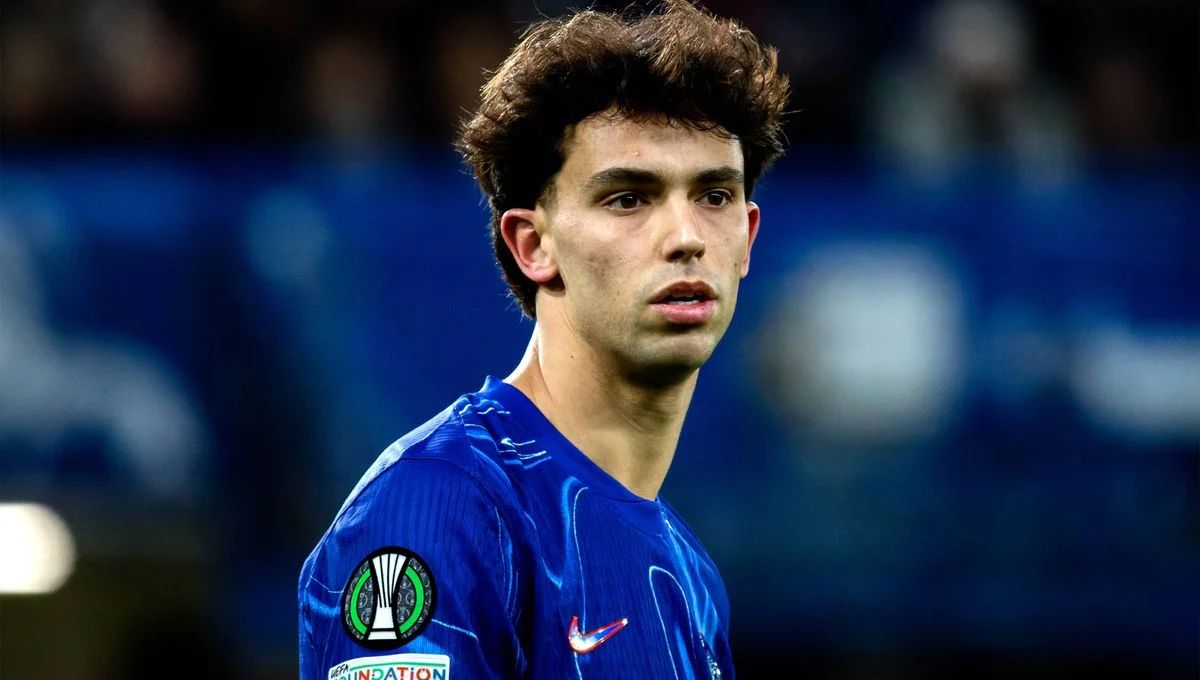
[607,194,643,210]
[702,191,731,207]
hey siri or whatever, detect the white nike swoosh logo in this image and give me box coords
[567,615,629,654]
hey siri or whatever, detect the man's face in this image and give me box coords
[537,113,760,384]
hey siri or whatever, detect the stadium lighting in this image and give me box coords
[0,503,76,594]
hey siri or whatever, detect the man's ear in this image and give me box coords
[500,208,558,284]
[741,201,761,278]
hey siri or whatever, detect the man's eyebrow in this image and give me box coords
[583,165,745,191]
[583,167,662,191]
[695,166,744,187]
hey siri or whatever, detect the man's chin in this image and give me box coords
[620,339,715,388]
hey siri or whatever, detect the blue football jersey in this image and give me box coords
[299,376,734,679]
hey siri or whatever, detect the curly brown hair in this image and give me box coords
[457,0,790,319]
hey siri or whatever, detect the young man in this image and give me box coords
[299,2,788,678]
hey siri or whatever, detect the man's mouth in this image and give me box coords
[649,281,719,324]
[661,294,707,305]
[651,281,718,305]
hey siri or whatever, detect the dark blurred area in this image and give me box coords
[1,1,1196,678]
[3,0,1199,153]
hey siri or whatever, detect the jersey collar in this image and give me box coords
[478,375,669,534]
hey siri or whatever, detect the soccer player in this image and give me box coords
[299,1,788,677]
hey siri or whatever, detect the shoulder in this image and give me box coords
[299,399,534,677]
[660,498,724,576]
[659,497,734,625]
[338,397,520,520]
[304,393,529,572]
[300,401,522,615]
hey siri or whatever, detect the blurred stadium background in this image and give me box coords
[1,0,1197,677]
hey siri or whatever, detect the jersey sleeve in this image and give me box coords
[299,456,524,680]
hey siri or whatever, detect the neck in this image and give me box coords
[505,325,697,500]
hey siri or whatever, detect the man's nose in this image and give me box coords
[661,199,706,262]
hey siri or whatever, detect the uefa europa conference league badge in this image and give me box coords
[342,547,437,649]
